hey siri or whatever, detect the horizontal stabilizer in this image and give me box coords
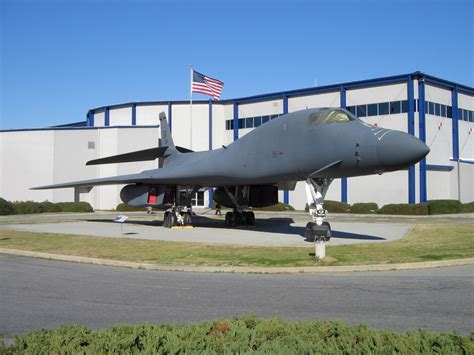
[86,147,169,166]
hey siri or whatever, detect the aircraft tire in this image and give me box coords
[168,213,177,227]
[229,212,237,227]
[183,212,192,226]
[322,221,331,241]
[244,211,255,225]
[163,212,170,228]
[224,212,232,226]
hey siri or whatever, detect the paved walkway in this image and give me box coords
[4,214,411,247]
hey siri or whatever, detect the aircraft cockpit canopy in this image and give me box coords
[308,109,354,125]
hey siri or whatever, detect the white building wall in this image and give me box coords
[346,83,407,105]
[288,92,340,111]
[109,106,132,126]
[94,110,105,127]
[171,103,208,151]
[136,104,167,126]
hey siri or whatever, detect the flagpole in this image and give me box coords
[190,65,193,150]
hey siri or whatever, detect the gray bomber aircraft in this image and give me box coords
[33,108,429,240]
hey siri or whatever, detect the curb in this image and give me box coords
[1,248,473,274]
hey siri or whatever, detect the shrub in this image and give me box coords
[0,198,15,215]
[323,200,351,213]
[12,201,42,214]
[461,201,474,213]
[116,203,146,212]
[253,202,295,211]
[56,202,93,213]
[427,200,462,215]
[38,201,62,213]
[351,202,378,214]
[378,203,429,215]
[3,315,472,354]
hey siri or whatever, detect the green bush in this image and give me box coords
[323,200,351,213]
[427,199,462,215]
[116,203,146,212]
[12,201,42,214]
[253,202,295,211]
[461,201,474,213]
[0,198,15,215]
[378,203,429,215]
[3,315,472,354]
[351,202,378,214]
[55,202,93,213]
[38,201,62,213]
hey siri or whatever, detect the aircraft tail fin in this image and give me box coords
[159,112,176,153]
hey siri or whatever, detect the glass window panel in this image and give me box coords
[415,99,418,112]
[425,101,428,113]
[271,114,278,120]
[428,102,435,115]
[347,106,356,115]
[435,103,441,116]
[262,116,270,124]
[254,116,262,127]
[367,103,378,116]
[440,105,446,117]
[197,191,204,206]
[390,101,401,114]
[401,100,409,113]
[378,102,389,115]
[225,120,229,130]
[245,117,254,128]
[470,111,474,122]
[238,118,245,129]
[447,106,452,118]
[458,108,463,120]
[229,120,234,130]
[463,109,468,121]
[356,105,367,117]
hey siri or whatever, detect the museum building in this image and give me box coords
[0,71,472,210]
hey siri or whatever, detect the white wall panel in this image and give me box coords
[288,92,340,112]
[171,103,208,151]
[136,104,167,126]
[425,85,451,106]
[109,107,132,126]
[239,100,282,117]
[96,129,119,209]
[346,84,407,105]
[94,111,105,127]
[458,93,474,110]
[425,116,453,165]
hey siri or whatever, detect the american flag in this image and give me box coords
[192,70,224,100]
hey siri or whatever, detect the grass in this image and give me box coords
[0,223,472,267]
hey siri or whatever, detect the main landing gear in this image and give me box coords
[163,207,193,228]
[223,186,255,227]
[304,177,333,242]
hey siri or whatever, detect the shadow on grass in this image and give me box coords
[84,216,386,243]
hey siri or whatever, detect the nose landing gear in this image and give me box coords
[304,177,333,242]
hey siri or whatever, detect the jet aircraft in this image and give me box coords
[33,108,429,240]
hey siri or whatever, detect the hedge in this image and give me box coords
[0,198,15,215]
[253,202,295,211]
[116,203,146,212]
[0,199,93,215]
[351,202,378,214]
[322,200,351,213]
[427,199,462,215]
[461,201,474,213]
[2,315,472,354]
[378,203,429,215]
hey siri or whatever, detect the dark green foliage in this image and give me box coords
[461,202,474,213]
[55,202,94,213]
[0,198,15,215]
[253,202,295,211]
[427,199,462,215]
[351,202,379,214]
[38,201,62,213]
[323,200,351,213]
[12,201,42,214]
[116,203,146,212]
[3,315,472,354]
[378,203,429,215]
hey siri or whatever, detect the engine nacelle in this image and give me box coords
[120,184,174,207]
[213,185,278,208]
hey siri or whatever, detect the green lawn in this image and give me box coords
[0,223,472,267]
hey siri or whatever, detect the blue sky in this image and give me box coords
[1,0,473,129]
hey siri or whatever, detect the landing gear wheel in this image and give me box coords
[163,212,170,228]
[225,212,232,227]
[322,221,331,241]
[163,211,176,228]
[183,212,192,226]
[304,221,331,242]
[243,211,255,225]
[229,212,237,227]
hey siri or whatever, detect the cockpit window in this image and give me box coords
[308,110,353,124]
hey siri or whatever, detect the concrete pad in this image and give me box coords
[3,216,412,247]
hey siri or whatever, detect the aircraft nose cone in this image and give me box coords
[377,131,430,169]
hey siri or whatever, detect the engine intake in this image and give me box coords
[120,184,174,207]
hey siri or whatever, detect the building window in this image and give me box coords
[390,101,401,114]
[238,118,245,129]
[401,100,409,113]
[347,106,356,115]
[440,105,447,117]
[254,116,262,127]
[356,105,367,117]
[435,103,441,117]
[378,102,389,115]
[447,106,452,118]
[428,102,435,115]
[367,103,378,116]
[245,117,254,128]
[262,115,270,124]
